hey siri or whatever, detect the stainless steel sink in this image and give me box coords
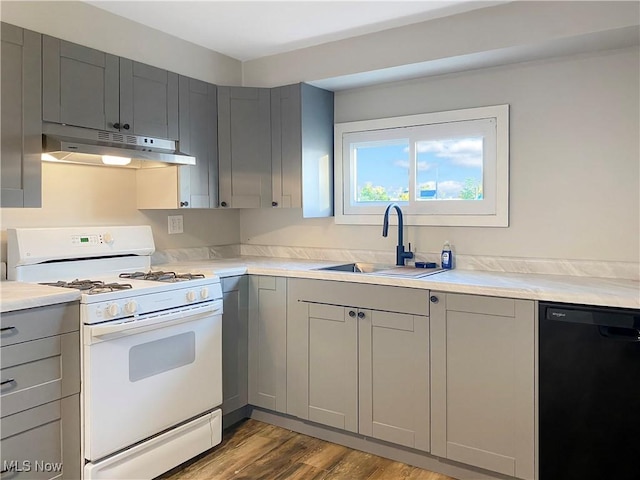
[317,263,444,278]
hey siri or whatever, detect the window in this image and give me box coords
[335,105,509,226]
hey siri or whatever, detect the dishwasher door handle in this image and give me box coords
[598,326,640,342]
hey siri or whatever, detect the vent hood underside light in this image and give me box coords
[41,123,196,169]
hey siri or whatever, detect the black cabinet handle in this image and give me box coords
[123,123,130,130]
[348,310,356,318]
[430,295,439,304]
[0,326,16,332]
[272,201,278,207]
[357,311,365,319]
[113,122,120,129]
[1,378,16,386]
[220,202,228,207]
[180,201,189,207]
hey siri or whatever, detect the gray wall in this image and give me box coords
[240,47,640,263]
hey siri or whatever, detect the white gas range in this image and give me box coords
[7,226,223,480]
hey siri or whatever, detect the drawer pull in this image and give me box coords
[1,378,16,386]
[0,326,16,332]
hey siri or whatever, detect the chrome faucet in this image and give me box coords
[382,203,413,266]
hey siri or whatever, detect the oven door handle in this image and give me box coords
[87,301,222,341]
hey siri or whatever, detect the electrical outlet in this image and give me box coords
[168,215,184,234]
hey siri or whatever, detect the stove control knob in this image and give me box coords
[200,287,209,300]
[107,303,120,317]
[103,232,114,245]
[125,301,137,314]
[186,291,197,302]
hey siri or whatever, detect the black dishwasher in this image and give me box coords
[539,302,640,480]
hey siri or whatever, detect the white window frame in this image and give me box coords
[334,105,509,227]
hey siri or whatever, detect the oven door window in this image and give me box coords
[129,331,196,382]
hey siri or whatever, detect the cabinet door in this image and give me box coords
[287,299,358,432]
[248,276,287,412]
[42,35,119,131]
[218,86,272,208]
[1,24,41,208]
[271,83,334,217]
[221,276,248,414]
[177,76,218,208]
[271,83,302,209]
[430,293,535,480]
[359,310,430,451]
[120,59,179,140]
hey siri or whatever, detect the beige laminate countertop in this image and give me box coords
[156,256,640,310]
[2,256,637,312]
[0,281,81,313]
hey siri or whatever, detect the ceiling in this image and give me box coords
[87,1,502,62]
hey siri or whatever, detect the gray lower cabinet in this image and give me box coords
[248,276,287,413]
[430,292,535,480]
[43,35,178,139]
[287,279,430,445]
[137,76,217,209]
[359,309,430,452]
[0,23,42,208]
[0,302,81,480]
[270,83,334,217]
[218,87,272,209]
[221,276,248,414]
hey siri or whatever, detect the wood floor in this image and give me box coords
[160,419,456,480]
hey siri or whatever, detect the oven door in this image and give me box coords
[83,300,222,461]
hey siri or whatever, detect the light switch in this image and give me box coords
[168,215,184,234]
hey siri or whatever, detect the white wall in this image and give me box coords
[0,163,240,259]
[242,1,640,87]
[0,1,242,85]
[240,47,640,263]
[1,1,638,265]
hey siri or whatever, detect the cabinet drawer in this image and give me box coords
[1,332,80,417]
[0,401,62,480]
[289,278,429,316]
[1,303,78,347]
[445,293,515,317]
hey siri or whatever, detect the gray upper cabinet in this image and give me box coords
[430,292,535,480]
[1,23,42,208]
[271,83,334,217]
[42,35,178,140]
[136,76,217,209]
[119,58,179,140]
[42,35,119,132]
[218,86,272,208]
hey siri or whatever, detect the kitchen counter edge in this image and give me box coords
[155,257,640,310]
[0,282,81,313]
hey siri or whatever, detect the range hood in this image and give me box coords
[42,123,195,168]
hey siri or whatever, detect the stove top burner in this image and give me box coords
[119,271,206,282]
[40,279,134,295]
